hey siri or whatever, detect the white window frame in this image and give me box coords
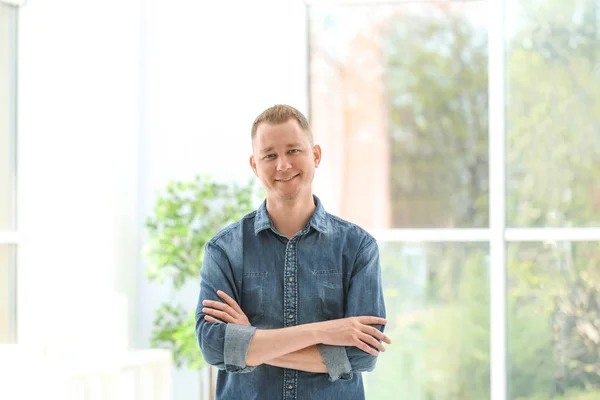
[1,0,19,344]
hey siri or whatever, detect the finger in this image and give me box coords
[363,325,392,345]
[359,332,386,353]
[204,315,224,324]
[203,307,234,323]
[202,300,240,319]
[357,316,387,326]
[355,337,380,356]
[217,290,244,314]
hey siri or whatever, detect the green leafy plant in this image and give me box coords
[144,174,260,368]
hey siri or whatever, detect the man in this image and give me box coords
[195,104,390,400]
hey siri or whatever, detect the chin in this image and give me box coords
[275,188,297,200]
[279,186,310,201]
[277,191,296,200]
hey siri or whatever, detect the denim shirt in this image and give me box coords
[195,195,386,400]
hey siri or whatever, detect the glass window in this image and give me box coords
[309,0,600,399]
[0,244,16,343]
[508,241,600,399]
[0,2,17,344]
[506,0,600,227]
[366,242,490,399]
[0,3,16,231]
[309,1,489,229]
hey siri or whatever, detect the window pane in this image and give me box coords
[366,242,490,400]
[508,241,600,399]
[0,3,16,230]
[309,2,489,229]
[506,0,600,227]
[0,244,16,343]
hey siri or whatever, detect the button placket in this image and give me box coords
[283,236,299,400]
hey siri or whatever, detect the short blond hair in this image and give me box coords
[251,104,314,146]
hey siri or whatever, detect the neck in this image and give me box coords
[266,193,316,239]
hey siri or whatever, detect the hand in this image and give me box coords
[202,290,251,326]
[317,316,391,356]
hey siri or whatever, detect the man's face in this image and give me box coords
[250,119,321,202]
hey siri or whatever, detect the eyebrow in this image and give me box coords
[260,143,303,154]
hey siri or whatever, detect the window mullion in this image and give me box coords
[489,0,507,398]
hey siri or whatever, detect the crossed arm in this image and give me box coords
[195,240,389,379]
[202,290,390,373]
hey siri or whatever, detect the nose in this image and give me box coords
[276,155,292,172]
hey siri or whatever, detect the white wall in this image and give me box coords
[138,1,308,398]
[16,0,308,398]
[17,0,141,355]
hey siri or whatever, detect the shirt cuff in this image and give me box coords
[224,324,257,373]
[317,344,353,381]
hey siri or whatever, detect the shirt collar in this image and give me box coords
[254,195,328,235]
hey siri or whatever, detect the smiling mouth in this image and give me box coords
[276,174,299,182]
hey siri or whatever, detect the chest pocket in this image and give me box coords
[242,272,266,325]
[312,270,344,320]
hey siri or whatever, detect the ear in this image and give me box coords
[313,144,322,167]
[249,155,258,176]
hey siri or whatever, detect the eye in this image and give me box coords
[289,149,301,154]
[263,154,275,160]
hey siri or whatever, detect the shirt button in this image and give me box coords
[288,385,294,390]
[288,277,294,282]
[288,313,294,319]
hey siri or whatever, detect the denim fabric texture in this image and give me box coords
[195,195,386,400]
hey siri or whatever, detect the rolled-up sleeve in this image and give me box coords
[224,324,256,372]
[317,344,352,381]
[195,242,257,373]
[319,238,386,381]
